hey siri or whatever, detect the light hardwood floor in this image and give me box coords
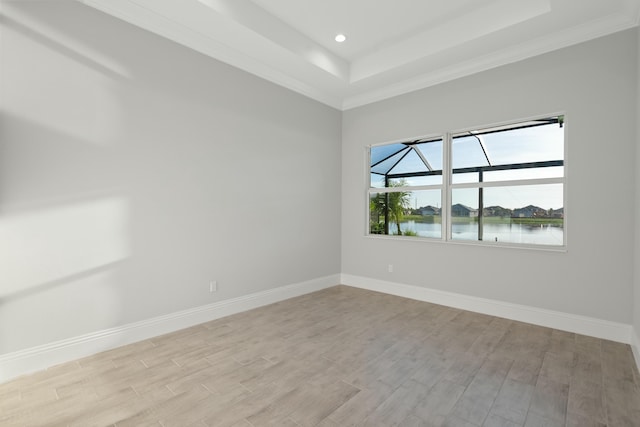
[1,286,639,427]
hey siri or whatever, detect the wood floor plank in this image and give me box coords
[398,414,430,426]
[538,350,575,386]
[523,411,564,427]
[566,377,605,423]
[115,386,212,427]
[286,380,360,426]
[327,379,395,426]
[602,378,640,427]
[411,379,467,425]
[0,286,638,427]
[565,411,607,427]
[201,382,295,427]
[466,318,512,358]
[363,378,435,426]
[446,357,513,425]
[482,413,521,427]
[487,378,534,425]
[527,376,569,424]
[443,352,486,387]
[504,354,544,386]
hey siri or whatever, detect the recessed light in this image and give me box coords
[335,34,346,43]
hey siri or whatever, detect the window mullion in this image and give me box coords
[443,132,452,241]
[451,176,564,190]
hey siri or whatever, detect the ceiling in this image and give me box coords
[80,0,640,110]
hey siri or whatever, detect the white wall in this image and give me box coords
[0,1,341,355]
[634,26,640,358]
[342,29,637,324]
[1,0,638,371]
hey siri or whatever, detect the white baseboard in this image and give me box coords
[3,273,636,384]
[0,274,339,384]
[341,274,633,344]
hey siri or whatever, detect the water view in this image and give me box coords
[369,116,566,247]
[394,220,564,246]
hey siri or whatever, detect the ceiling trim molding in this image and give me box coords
[80,0,345,108]
[349,0,551,84]
[79,0,640,111]
[196,0,349,81]
[344,12,640,110]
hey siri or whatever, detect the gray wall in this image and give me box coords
[0,1,342,354]
[1,0,638,359]
[342,29,638,324]
[635,26,640,343]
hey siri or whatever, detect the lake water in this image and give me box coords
[398,220,564,246]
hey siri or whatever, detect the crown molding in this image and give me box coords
[80,0,345,109]
[343,11,639,110]
[78,0,640,111]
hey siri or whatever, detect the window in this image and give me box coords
[368,116,565,247]
[370,137,444,238]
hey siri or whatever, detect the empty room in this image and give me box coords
[1,0,640,426]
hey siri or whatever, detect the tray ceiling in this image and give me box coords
[80,0,640,110]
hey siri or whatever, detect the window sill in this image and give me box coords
[364,234,567,253]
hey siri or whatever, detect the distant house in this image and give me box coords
[451,204,478,217]
[549,207,564,218]
[483,206,512,217]
[513,205,547,218]
[419,205,441,216]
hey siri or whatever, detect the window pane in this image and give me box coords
[370,143,407,166]
[452,135,490,169]
[452,171,481,184]
[370,190,442,238]
[389,174,442,187]
[371,150,407,175]
[450,189,479,241]
[370,138,443,187]
[481,123,564,165]
[451,184,564,246]
[414,139,443,171]
[483,166,564,182]
[453,166,564,184]
[452,118,564,183]
[389,148,429,175]
[370,173,386,188]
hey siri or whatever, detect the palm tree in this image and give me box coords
[387,186,410,235]
[370,180,411,235]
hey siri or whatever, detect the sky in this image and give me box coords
[370,121,565,210]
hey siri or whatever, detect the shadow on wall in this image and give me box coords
[0,113,132,354]
[0,0,342,363]
[0,13,131,81]
[0,2,134,356]
[0,0,231,357]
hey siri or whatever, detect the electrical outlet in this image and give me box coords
[388,264,393,273]
[209,280,218,292]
